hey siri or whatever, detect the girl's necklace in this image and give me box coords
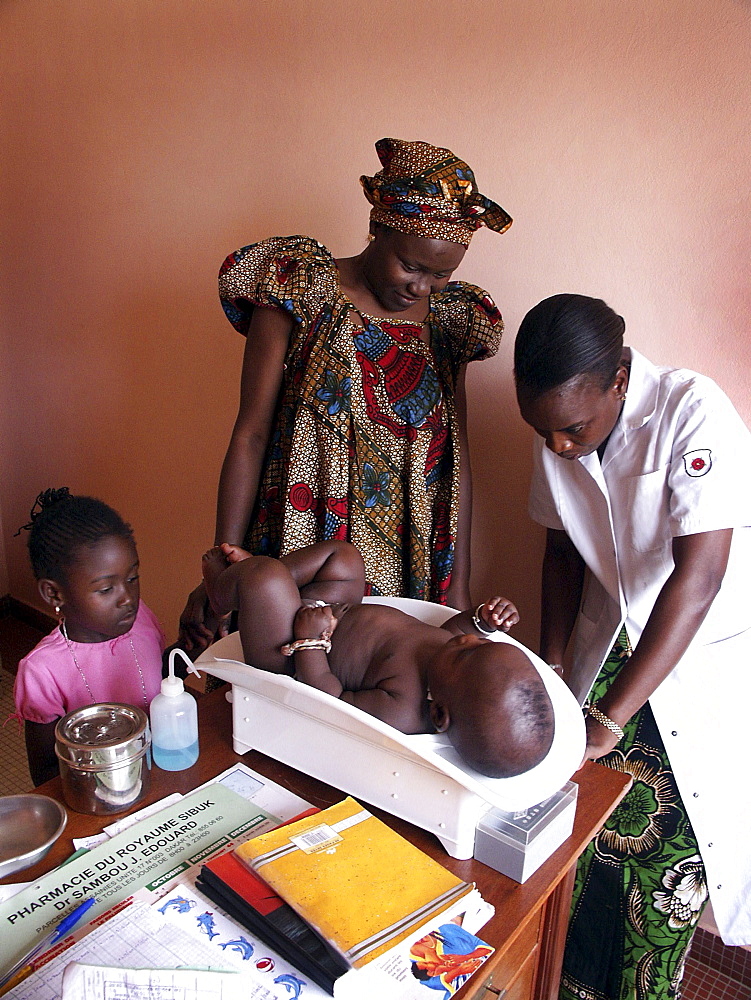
[61,619,148,708]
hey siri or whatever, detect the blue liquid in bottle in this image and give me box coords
[152,739,199,771]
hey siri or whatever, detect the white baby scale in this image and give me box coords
[193,597,585,860]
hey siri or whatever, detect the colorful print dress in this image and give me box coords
[218,236,502,603]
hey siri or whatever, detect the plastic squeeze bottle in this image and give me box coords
[150,648,199,771]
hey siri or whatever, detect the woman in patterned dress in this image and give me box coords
[180,139,512,650]
[514,294,751,999]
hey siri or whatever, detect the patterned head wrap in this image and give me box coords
[360,138,512,246]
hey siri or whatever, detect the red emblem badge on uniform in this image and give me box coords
[683,449,712,477]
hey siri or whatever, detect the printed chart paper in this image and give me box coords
[61,963,245,1000]
[0,783,270,974]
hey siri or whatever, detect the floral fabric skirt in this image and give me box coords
[559,630,708,1000]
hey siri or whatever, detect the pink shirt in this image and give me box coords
[14,602,166,724]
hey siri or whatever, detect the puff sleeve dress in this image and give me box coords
[219,236,503,604]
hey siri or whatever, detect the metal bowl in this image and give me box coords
[0,794,67,879]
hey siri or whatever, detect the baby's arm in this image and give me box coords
[287,604,343,698]
[25,720,59,787]
[442,597,520,636]
[480,597,520,631]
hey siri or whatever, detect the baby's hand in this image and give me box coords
[293,602,338,641]
[480,596,520,632]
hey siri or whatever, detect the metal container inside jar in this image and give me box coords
[55,703,151,815]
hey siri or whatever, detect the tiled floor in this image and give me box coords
[682,956,751,1000]
[686,928,751,999]
[0,613,749,998]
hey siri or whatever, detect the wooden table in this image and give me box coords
[7,689,630,1000]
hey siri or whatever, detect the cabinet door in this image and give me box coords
[466,910,541,1000]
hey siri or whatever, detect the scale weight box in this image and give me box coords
[474,780,578,882]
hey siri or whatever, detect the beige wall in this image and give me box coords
[1,0,749,650]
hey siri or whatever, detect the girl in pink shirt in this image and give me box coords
[14,489,166,785]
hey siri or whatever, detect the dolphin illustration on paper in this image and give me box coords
[158,896,196,915]
[219,936,255,960]
[274,973,307,997]
[196,911,219,940]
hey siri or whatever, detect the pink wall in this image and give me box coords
[2,0,749,650]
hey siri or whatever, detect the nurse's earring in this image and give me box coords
[614,364,629,405]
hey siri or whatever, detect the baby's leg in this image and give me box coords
[280,541,366,608]
[202,547,301,673]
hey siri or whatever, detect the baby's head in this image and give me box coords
[429,635,554,778]
[18,488,139,642]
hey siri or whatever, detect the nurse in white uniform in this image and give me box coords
[513,294,751,1000]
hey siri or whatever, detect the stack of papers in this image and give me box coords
[1,776,496,1000]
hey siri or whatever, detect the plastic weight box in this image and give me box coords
[474,780,578,883]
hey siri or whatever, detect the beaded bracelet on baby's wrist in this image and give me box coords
[280,637,332,657]
[584,702,624,741]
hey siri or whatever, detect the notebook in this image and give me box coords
[235,797,474,969]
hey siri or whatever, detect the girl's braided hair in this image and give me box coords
[16,488,133,582]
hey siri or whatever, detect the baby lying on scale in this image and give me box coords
[202,540,554,779]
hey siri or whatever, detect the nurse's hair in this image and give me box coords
[514,294,625,399]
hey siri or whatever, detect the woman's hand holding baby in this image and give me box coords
[179,581,230,652]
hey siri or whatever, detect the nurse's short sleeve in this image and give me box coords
[218,236,335,335]
[14,651,66,724]
[667,376,751,536]
[434,282,504,365]
[528,437,566,530]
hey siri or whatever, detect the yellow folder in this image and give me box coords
[235,797,474,968]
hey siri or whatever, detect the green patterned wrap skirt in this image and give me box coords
[559,630,709,1000]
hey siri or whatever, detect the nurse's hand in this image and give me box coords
[579,713,624,767]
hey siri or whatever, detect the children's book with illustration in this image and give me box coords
[234,796,475,970]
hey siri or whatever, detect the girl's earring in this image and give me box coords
[366,233,375,243]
